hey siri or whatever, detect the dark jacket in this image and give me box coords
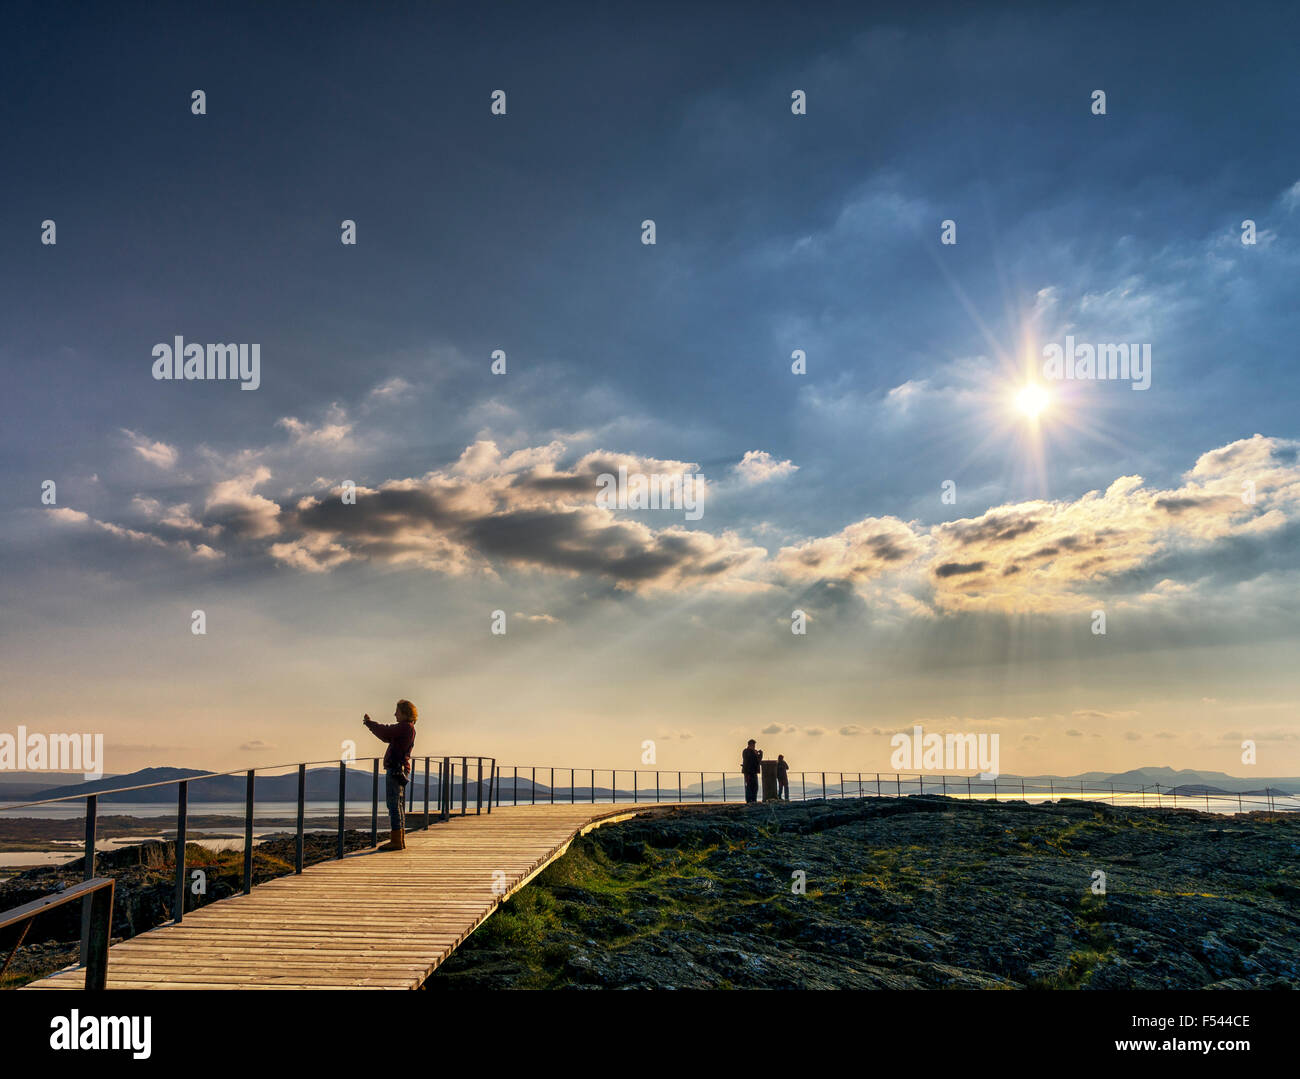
[741,746,761,776]
[364,718,416,778]
[776,758,789,779]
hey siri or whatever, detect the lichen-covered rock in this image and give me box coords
[430,798,1299,990]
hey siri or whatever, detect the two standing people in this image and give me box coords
[741,740,792,802]
[363,699,418,851]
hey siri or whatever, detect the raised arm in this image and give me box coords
[363,714,398,742]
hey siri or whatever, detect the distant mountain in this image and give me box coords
[0,772,123,800]
[1018,767,1296,795]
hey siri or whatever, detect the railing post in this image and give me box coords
[803,773,807,801]
[173,780,188,923]
[477,759,484,814]
[699,772,704,802]
[721,773,725,802]
[656,771,660,802]
[549,766,554,805]
[895,774,901,797]
[461,756,468,815]
[822,772,827,799]
[877,773,881,798]
[591,768,595,804]
[571,767,575,805]
[634,772,638,803]
[443,757,451,820]
[371,758,380,845]
[78,794,97,967]
[487,761,496,814]
[531,766,536,805]
[678,771,682,802]
[295,764,305,873]
[243,770,255,894]
[85,879,114,991]
[337,761,347,858]
[919,773,923,796]
[424,757,431,827]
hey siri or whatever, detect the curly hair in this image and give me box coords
[395,699,418,723]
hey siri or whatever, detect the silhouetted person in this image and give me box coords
[742,739,762,803]
[777,754,790,800]
[363,699,418,850]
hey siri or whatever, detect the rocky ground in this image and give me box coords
[428,797,1300,989]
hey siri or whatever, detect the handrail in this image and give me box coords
[0,751,487,810]
[1,877,114,990]
[483,768,1299,814]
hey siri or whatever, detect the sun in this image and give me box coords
[1014,382,1050,418]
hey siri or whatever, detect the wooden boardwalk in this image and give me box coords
[25,802,692,990]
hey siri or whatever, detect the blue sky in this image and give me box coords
[3,1,1298,776]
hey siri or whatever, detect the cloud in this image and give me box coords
[122,429,178,469]
[203,467,282,538]
[368,376,413,400]
[276,405,353,449]
[1282,179,1300,213]
[279,440,762,593]
[47,507,90,525]
[772,517,925,584]
[924,435,1300,613]
[47,503,221,560]
[45,434,1300,614]
[733,450,798,485]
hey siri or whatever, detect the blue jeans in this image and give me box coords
[385,769,407,831]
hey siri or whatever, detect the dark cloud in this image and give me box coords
[935,561,987,578]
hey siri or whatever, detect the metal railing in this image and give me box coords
[0,753,496,940]
[483,767,1299,815]
[1,877,114,990]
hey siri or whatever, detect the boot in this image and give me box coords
[377,828,404,851]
